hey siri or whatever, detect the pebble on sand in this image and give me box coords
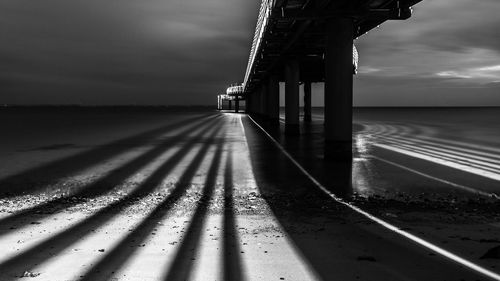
[21,271,41,278]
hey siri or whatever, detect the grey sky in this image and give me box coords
[354,0,500,106]
[0,0,499,106]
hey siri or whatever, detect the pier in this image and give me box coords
[1,0,500,280]
[227,0,420,159]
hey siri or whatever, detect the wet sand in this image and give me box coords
[0,107,498,280]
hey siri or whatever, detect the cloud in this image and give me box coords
[357,66,382,74]
[435,64,500,82]
[0,0,259,105]
[0,0,499,105]
[436,71,472,79]
[352,0,500,105]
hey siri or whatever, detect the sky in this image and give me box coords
[0,0,499,106]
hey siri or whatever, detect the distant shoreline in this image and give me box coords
[2,105,500,108]
[0,105,216,112]
[1,105,499,113]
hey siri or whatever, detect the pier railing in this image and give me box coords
[243,0,274,92]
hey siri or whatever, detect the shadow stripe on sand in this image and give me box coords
[0,115,221,238]
[161,130,226,281]
[222,143,246,281]
[0,113,212,198]
[0,120,224,280]
[76,124,225,281]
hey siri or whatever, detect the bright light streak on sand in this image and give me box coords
[371,155,497,198]
[379,141,500,171]
[0,212,91,265]
[374,143,500,181]
[363,123,500,154]
[375,133,500,162]
[361,122,500,185]
[247,115,500,281]
[31,210,150,281]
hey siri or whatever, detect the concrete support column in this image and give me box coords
[228,100,232,111]
[285,58,300,135]
[267,75,280,124]
[303,81,312,122]
[246,94,251,114]
[324,17,354,160]
[235,98,239,113]
[255,87,260,116]
[254,90,259,115]
[252,93,256,114]
[260,83,267,119]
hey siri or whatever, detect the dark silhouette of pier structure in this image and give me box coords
[223,0,421,159]
[217,84,245,113]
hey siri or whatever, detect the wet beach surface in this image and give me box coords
[272,107,500,277]
[0,107,499,280]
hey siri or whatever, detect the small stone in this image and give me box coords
[98,249,105,252]
[21,271,41,277]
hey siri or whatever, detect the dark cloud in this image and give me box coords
[353,0,500,106]
[409,0,500,53]
[0,0,259,105]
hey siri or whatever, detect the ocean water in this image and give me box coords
[275,107,500,199]
[353,107,500,147]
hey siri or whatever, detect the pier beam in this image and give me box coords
[324,17,354,160]
[303,81,312,122]
[267,75,280,125]
[228,100,232,111]
[284,58,300,135]
[235,98,239,113]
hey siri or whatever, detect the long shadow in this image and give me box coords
[0,113,212,197]
[256,115,352,198]
[222,144,245,281]
[0,116,221,238]
[77,125,225,281]
[242,116,352,281]
[242,116,489,280]
[0,120,225,280]
[162,132,225,281]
